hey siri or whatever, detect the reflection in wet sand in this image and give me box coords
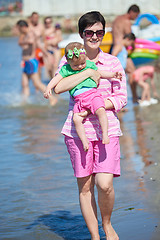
[17,106,65,158]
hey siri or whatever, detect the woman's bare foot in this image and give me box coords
[103,222,119,240]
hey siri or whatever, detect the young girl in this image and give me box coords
[44,42,122,151]
[132,63,160,106]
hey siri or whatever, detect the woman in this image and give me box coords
[43,16,62,78]
[54,11,127,240]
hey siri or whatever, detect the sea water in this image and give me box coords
[0,37,159,240]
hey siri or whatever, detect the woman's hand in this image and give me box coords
[89,69,101,85]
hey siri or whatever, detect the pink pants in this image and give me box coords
[73,88,105,114]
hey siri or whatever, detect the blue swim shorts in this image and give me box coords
[23,58,39,75]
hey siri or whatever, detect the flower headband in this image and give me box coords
[67,47,86,59]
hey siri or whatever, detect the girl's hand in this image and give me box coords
[113,72,122,81]
[44,88,52,99]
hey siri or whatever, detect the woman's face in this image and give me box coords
[82,22,104,50]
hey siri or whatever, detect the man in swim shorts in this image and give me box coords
[17,20,57,106]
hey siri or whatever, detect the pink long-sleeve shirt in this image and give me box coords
[57,50,127,140]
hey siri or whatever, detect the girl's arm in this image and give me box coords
[139,68,148,82]
[98,70,122,80]
[54,68,100,94]
[44,73,63,98]
[150,75,159,97]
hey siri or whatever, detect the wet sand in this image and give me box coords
[115,81,160,240]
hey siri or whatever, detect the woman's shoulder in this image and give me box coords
[99,50,120,62]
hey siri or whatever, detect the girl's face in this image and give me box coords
[82,22,104,50]
[68,54,86,71]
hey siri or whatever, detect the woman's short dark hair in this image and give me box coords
[78,11,106,37]
[127,4,140,13]
[17,20,28,27]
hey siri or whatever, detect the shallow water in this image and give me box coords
[0,37,160,240]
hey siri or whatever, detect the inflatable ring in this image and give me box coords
[134,48,160,55]
[101,32,113,53]
[148,37,160,45]
[130,52,159,59]
[134,13,159,26]
[136,43,160,51]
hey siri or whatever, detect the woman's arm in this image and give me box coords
[54,68,100,94]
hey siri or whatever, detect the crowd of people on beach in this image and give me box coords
[14,4,160,240]
[16,6,160,108]
[16,11,62,105]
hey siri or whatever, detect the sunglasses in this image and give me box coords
[83,29,105,38]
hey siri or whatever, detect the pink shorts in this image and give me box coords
[73,88,105,114]
[64,136,121,178]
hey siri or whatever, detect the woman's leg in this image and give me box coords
[95,173,119,240]
[77,175,100,240]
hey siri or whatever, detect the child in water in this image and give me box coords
[111,32,136,70]
[132,62,160,106]
[44,42,122,151]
